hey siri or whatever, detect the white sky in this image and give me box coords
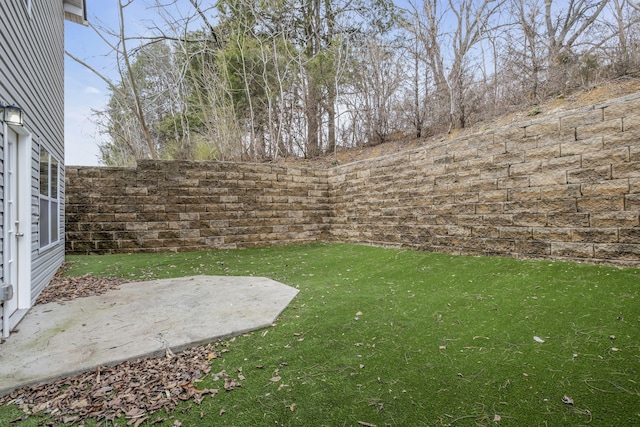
[61,0,512,166]
[64,0,196,166]
[65,2,118,166]
[64,0,410,166]
[63,0,611,166]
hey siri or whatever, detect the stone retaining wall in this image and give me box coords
[329,93,640,265]
[65,161,330,253]
[66,93,640,265]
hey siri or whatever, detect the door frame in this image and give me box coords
[2,123,32,338]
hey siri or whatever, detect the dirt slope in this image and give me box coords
[285,78,640,167]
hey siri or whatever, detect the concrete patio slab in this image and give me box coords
[0,275,299,396]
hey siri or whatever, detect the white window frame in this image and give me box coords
[39,145,61,250]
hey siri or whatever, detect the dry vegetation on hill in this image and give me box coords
[83,0,640,167]
[291,78,640,167]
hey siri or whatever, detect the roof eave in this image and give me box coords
[64,0,87,25]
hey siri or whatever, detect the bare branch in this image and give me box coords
[64,50,125,99]
[627,0,640,11]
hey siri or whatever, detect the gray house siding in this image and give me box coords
[1,0,66,311]
[0,129,4,287]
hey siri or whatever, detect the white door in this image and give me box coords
[2,128,28,339]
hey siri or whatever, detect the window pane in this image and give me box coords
[39,146,62,249]
[40,200,50,248]
[51,158,59,198]
[40,147,49,196]
[51,201,59,242]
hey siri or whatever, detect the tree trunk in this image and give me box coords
[118,0,158,160]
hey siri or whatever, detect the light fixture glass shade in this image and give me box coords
[4,105,23,126]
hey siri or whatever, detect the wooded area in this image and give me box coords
[67,0,640,165]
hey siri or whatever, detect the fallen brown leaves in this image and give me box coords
[35,273,128,305]
[0,343,224,425]
[4,266,240,424]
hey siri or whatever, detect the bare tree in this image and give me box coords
[343,37,405,146]
[408,0,505,132]
[504,0,546,103]
[67,0,162,161]
[543,0,609,92]
[606,0,640,75]
[69,0,633,167]
[627,0,640,11]
[400,3,430,138]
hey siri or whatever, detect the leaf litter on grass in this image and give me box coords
[0,343,229,425]
[35,273,129,305]
[5,244,639,426]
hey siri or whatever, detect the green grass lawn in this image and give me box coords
[1,243,639,426]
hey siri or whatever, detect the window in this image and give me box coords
[39,146,60,249]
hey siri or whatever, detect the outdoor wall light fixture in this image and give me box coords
[1,104,24,126]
